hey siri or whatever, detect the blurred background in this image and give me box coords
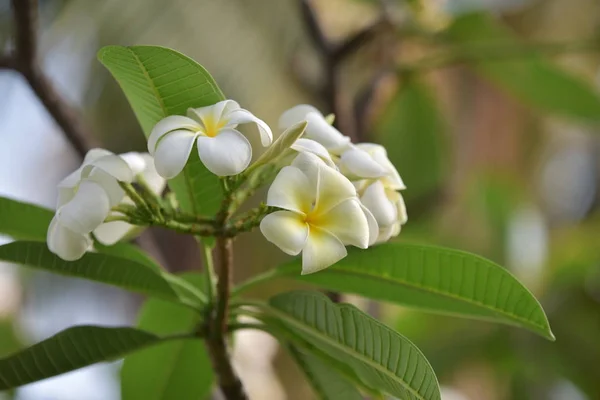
[1,0,600,399]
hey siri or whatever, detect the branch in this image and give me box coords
[9,0,97,156]
[299,0,330,54]
[206,236,248,400]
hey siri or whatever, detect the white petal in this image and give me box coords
[266,166,314,214]
[304,112,351,153]
[86,168,125,207]
[315,199,369,249]
[360,180,397,227]
[388,189,408,225]
[314,161,357,214]
[260,211,308,255]
[278,104,321,130]
[197,129,252,176]
[291,152,324,188]
[57,186,76,208]
[82,154,134,183]
[360,203,379,246]
[93,221,134,245]
[154,130,197,179]
[291,138,337,168]
[57,169,83,190]
[376,224,396,244]
[119,152,147,175]
[301,227,347,274]
[47,216,91,261]
[225,109,273,146]
[357,143,405,190]
[148,115,200,155]
[340,147,387,179]
[56,180,111,234]
[140,154,167,194]
[83,148,114,163]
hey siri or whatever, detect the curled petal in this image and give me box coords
[226,109,273,146]
[86,168,125,207]
[301,227,347,275]
[56,180,110,234]
[340,147,387,179]
[387,189,408,225]
[82,154,134,183]
[360,180,397,227]
[47,216,91,261]
[266,166,313,214]
[360,203,379,246]
[278,104,321,130]
[304,112,351,153]
[140,154,167,194]
[120,152,147,175]
[356,143,405,190]
[154,130,198,179]
[196,129,252,176]
[148,115,200,155]
[315,199,369,249]
[260,211,309,256]
[93,221,133,246]
[291,138,337,169]
[83,148,114,163]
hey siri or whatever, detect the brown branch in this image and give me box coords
[206,236,247,400]
[8,0,97,156]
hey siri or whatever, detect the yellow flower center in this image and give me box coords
[202,115,227,138]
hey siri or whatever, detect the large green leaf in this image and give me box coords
[98,45,225,215]
[269,291,440,400]
[446,13,600,121]
[0,241,205,308]
[121,273,213,400]
[0,326,181,390]
[287,346,364,400]
[0,196,53,242]
[375,79,446,202]
[274,243,554,341]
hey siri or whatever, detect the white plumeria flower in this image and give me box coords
[48,149,134,261]
[279,105,350,154]
[260,152,372,274]
[148,100,273,178]
[93,152,167,246]
[340,143,405,188]
[359,179,407,243]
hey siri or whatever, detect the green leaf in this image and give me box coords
[0,325,180,390]
[0,196,53,242]
[275,243,554,341]
[288,346,364,400]
[375,79,446,202]
[121,273,213,400]
[98,45,225,215]
[0,241,205,309]
[269,291,440,400]
[446,13,600,121]
[94,241,162,271]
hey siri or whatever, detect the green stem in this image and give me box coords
[119,182,151,213]
[200,239,216,303]
[103,215,131,223]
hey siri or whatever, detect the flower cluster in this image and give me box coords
[47,150,165,260]
[48,100,406,274]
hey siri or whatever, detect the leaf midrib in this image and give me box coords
[267,305,429,400]
[127,47,199,215]
[284,262,549,335]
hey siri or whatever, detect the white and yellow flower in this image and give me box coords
[48,149,134,260]
[260,153,373,274]
[279,105,350,154]
[47,150,166,260]
[148,100,273,178]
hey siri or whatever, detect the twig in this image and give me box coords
[6,0,97,156]
[206,236,248,400]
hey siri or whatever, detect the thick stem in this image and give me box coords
[206,236,247,400]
